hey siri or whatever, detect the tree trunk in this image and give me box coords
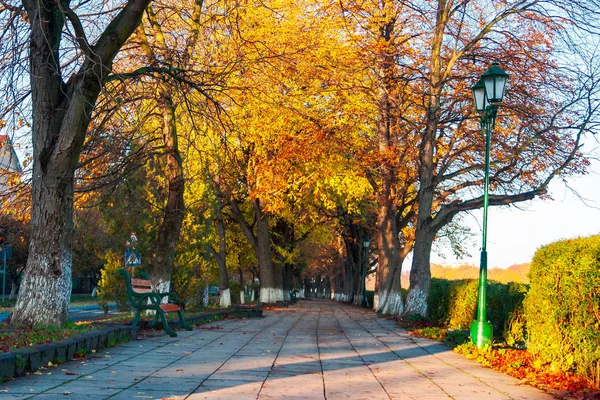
[202,283,209,307]
[227,195,275,303]
[13,166,75,326]
[341,261,351,301]
[213,185,230,307]
[375,201,404,315]
[405,227,435,316]
[12,0,149,326]
[273,261,284,301]
[142,8,193,297]
[405,3,444,317]
[254,199,276,303]
[150,93,185,295]
[9,277,17,301]
[282,263,291,301]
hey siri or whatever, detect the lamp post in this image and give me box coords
[361,234,371,307]
[469,63,509,348]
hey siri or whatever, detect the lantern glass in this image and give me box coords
[481,63,509,103]
[472,78,488,113]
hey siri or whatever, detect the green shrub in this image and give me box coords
[447,279,478,329]
[428,278,527,339]
[229,280,242,305]
[97,250,129,312]
[171,264,204,307]
[524,235,600,386]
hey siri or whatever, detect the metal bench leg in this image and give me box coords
[147,310,160,328]
[132,308,141,327]
[177,310,193,331]
[157,309,177,337]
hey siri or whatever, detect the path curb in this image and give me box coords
[0,324,138,381]
[0,305,263,382]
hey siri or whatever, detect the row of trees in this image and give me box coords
[0,0,599,326]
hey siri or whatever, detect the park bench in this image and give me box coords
[118,268,192,337]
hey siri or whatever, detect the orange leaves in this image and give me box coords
[454,344,598,396]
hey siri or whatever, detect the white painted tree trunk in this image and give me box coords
[250,288,255,302]
[240,291,245,304]
[377,290,404,316]
[220,288,231,307]
[203,285,209,307]
[404,288,428,316]
[275,288,284,301]
[14,269,72,326]
[373,293,379,311]
[155,279,170,303]
[260,287,279,303]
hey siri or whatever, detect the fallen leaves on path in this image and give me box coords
[408,327,600,399]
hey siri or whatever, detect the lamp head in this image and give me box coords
[471,77,488,113]
[481,62,509,103]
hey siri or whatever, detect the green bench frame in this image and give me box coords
[118,268,192,337]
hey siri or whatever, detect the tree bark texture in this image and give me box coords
[405,227,435,316]
[272,219,296,301]
[142,6,195,297]
[273,261,284,301]
[340,220,365,306]
[150,93,185,295]
[375,200,404,315]
[12,0,150,326]
[371,14,406,315]
[405,2,444,317]
[254,198,276,302]
[227,195,276,302]
[212,184,230,307]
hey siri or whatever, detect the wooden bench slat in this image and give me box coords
[133,288,153,293]
[159,303,181,313]
[131,278,152,287]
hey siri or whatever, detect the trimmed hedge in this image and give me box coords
[428,278,527,341]
[524,235,600,386]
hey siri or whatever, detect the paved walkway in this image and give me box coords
[1,300,552,399]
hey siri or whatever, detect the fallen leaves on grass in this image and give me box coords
[454,344,598,398]
[0,322,97,353]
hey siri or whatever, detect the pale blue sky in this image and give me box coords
[431,142,600,268]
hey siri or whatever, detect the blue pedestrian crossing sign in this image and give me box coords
[125,249,141,267]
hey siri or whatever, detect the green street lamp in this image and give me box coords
[469,63,509,348]
[362,234,371,307]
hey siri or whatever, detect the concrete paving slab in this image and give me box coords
[0,300,556,399]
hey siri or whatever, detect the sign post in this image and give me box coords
[0,246,12,303]
[125,232,141,274]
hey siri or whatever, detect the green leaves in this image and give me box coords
[525,235,600,386]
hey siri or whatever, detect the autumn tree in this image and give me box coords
[196,0,357,303]
[0,0,152,326]
[405,0,600,315]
